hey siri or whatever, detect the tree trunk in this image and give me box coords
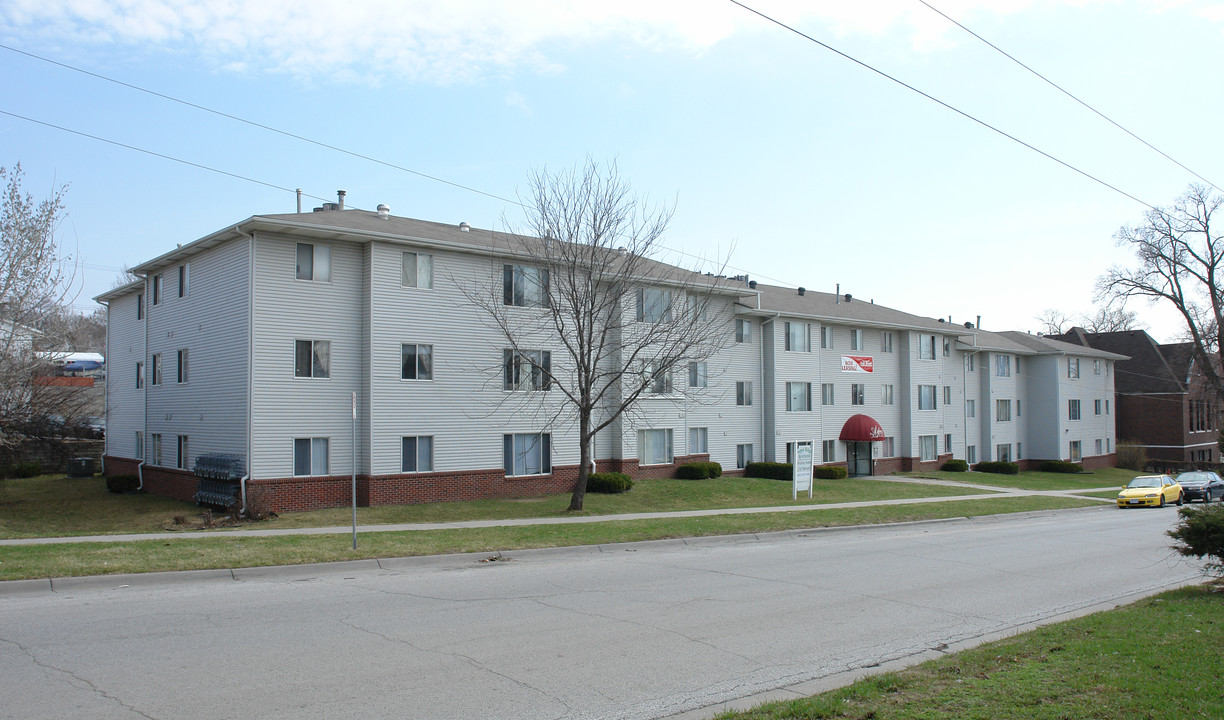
[568,415,591,511]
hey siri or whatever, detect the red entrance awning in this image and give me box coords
[839,414,886,442]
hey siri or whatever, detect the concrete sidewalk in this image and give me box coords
[0,481,1118,546]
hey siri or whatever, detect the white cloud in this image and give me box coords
[1,0,1216,83]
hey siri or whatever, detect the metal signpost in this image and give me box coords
[793,440,814,500]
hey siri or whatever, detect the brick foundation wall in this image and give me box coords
[871,457,905,475]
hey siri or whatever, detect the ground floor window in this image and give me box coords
[401,436,434,473]
[294,437,329,476]
[882,436,895,457]
[1069,440,1082,462]
[736,443,753,469]
[1095,438,1103,455]
[996,443,1011,462]
[919,435,936,462]
[822,439,836,462]
[689,427,708,454]
[638,429,674,465]
[135,431,144,461]
[504,432,550,476]
[150,433,162,466]
[967,445,977,464]
[944,433,952,453]
[177,435,189,470]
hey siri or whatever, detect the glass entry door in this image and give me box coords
[848,441,873,477]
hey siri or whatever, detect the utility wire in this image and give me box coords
[915,0,1221,193]
[726,0,1155,210]
[0,43,524,208]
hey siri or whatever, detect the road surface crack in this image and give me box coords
[0,637,158,719]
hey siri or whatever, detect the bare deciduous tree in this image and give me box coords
[1081,304,1139,333]
[1036,308,1074,335]
[1098,183,1224,396]
[466,159,736,511]
[0,163,83,444]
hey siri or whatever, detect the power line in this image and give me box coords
[0,43,525,209]
[915,0,1221,194]
[726,0,1155,210]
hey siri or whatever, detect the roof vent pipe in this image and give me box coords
[797,287,805,296]
[748,280,757,289]
[337,190,346,210]
[377,204,390,219]
[836,284,840,304]
[459,222,471,232]
[296,188,302,213]
[977,315,981,329]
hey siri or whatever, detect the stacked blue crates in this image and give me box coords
[192,453,247,509]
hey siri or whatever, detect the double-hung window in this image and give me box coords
[822,439,836,462]
[137,293,144,319]
[638,429,674,465]
[1093,359,1101,375]
[152,274,162,305]
[1069,440,1082,462]
[1068,358,1080,379]
[503,265,549,308]
[686,295,708,321]
[1068,399,1081,421]
[850,383,865,406]
[402,251,433,289]
[136,362,144,389]
[737,443,753,468]
[966,398,975,417]
[942,386,951,405]
[881,384,894,405]
[151,353,163,386]
[944,433,952,453]
[503,349,549,390]
[688,362,707,388]
[177,349,188,384]
[295,340,331,378]
[918,385,937,410]
[820,326,833,349]
[178,263,189,298]
[296,243,331,282]
[919,334,936,360]
[736,381,752,406]
[785,322,811,352]
[1095,399,1102,415]
[150,433,162,466]
[996,399,1012,422]
[177,435,189,469]
[919,435,937,462]
[995,354,1011,377]
[402,344,434,381]
[821,383,834,406]
[636,288,671,322]
[786,382,811,411]
[135,431,144,460]
[850,329,863,351]
[996,443,1012,462]
[293,438,329,476]
[943,338,951,357]
[880,331,894,353]
[401,436,433,473]
[504,432,550,476]
[643,362,672,394]
[966,354,975,371]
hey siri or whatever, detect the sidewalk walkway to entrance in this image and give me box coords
[0,478,1119,547]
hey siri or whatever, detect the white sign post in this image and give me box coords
[793,440,814,499]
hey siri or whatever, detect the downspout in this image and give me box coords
[139,274,149,491]
[239,474,250,515]
[760,312,780,462]
[245,230,256,506]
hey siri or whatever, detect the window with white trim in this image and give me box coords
[150,433,162,466]
[296,243,331,282]
[996,443,1012,462]
[995,354,1011,377]
[787,382,811,411]
[822,439,836,463]
[136,362,144,389]
[1068,399,1081,420]
[735,318,752,343]
[821,383,834,406]
[1095,438,1103,455]
[151,353,162,386]
[689,427,708,454]
[785,321,811,352]
[919,334,936,360]
[736,443,753,469]
[294,437,329,476]
[137,293,144,319]
[295,340,330,378]
[504,432,551,476]
[850,329,863,351]
[881,384,894,405]
[996,399,1011,422]
[966,399,975,418]
[943,337,951,356]
[1093,359,1101,375]
[638,429,674,465]
[401,436,434,472]
[1068,358,1080,379]
[883,436,895,457]
[820,326,833,349]
[880,331,894,353]
[402,251,433,289]
[967,445,977,464]
[177,349,188,384]
[1069,440,1082,462]
[1095,399,1102,415]
[688,362,707,388]
[918,385,937,410]
[403,343,435,381]
[944,433,952,453]
[177,435,189,470]
[636,288,671,322]
[152,274,162,305]
[919,435,937,462]
[736,381,752,406]
[504,265,549,308]
[503,349,548,390]
[178,264,189,298]
[135,431,144,461]
[966,354,975,372]
[686,294,708,321]
[943,385,951,405]
[851,383,865,406]
[643,362,672,394]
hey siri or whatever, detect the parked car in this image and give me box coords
[1173,471,1223,503]
[1117,475,1183,508]
[83,416,106,439]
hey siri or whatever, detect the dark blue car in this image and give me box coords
[1175,471,1224,503]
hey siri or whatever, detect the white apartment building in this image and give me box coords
[97,207,1124,511]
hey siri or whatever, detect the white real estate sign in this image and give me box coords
[793,440,814,499]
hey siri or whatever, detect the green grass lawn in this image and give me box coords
[0,495,1097,580]
[715,583,1224,720]
[0,474,989,538]
[903,466,1138,492]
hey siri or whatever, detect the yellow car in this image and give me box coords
[1117,474,1183,508]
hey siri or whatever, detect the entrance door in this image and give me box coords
[848,441,873,477]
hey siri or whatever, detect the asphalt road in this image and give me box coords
[0,506,1202,720]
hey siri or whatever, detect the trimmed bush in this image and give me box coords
[1168,504,1224,575]
[744,462,792,481]
[814,465,848,480]
[1116,441,1147,471]
[676,462,721,480]
[586,472,633,494]
[4,461,42,479]
[106,474,141,493]
[941,459,968,472]
[974,461,1020,475]
[1040,460,1084,474]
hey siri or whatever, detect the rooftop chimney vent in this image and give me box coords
[377,204,390,219]
[459,222,471,232]
[337,190,346,210]
[748,280,757,289]
[844,293,852,303]
[964,321,973,328]
[797,287,806,296]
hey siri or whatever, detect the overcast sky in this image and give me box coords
[4,0,1222,341]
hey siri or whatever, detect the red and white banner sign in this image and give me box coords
[841,355,874,373]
